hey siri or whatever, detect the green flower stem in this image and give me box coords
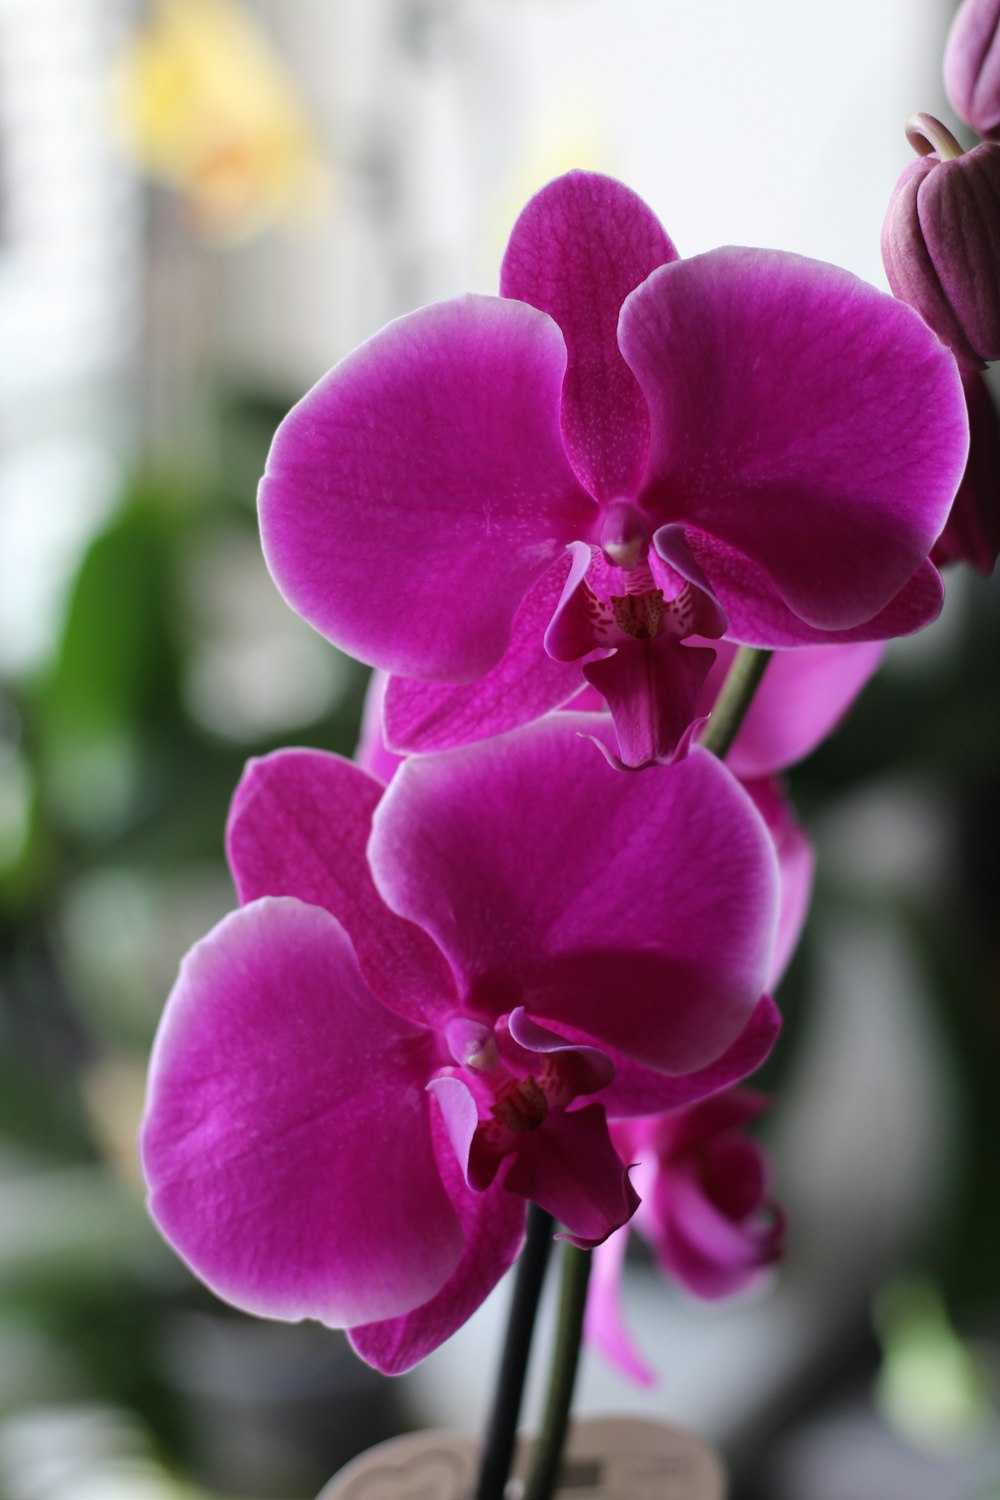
[699,646,772,760]
[521,1243,593,1500]
[475,1205,554,1500]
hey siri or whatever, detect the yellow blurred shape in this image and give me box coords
[117,0,326,240]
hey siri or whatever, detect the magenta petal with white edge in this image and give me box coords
[383,556,584,755]
[500,170,678,502]
[141,898,461,1327]
[678,535,946,648]
[622,250,967,630]
[348,1107,526,1375]
[260,295,596,681]
[227,749,457,1028]
[369,716,778,1074]
[707,640,884,780]
[744,779,814,989]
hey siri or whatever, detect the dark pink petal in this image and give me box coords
[348,1106,526,1374]
[355,671,403,785]
[369,717,778,1074]
[622,250,967,631]
[227,749,457,1027]
[544,541,616,665]
[507,1007,615,1094]
[585,1228,657,1387]
[701,640,884,780]
[260,295,596,681]
[583,635,716,768]
[656,1170,782,1300]
[743,780,814,989]
[676,533,945,647]
[141,899,461,1326]
[500,171,677,502]
[383,556,584,755]
[658,1089,769,1158]
[541,994,781,1119]
[500,1103,639,1249]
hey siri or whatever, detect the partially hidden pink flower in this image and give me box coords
[586,1091,784,1386]
[141,715,781,1373]
[259,170,966,770]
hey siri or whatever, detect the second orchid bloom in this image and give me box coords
[141,717,781,1373]
[259,170,966,769]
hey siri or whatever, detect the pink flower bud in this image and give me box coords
[945,0,1000,139]
[881,123,1000,368]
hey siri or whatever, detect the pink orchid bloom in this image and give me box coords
[141,715,781,1374]
[362,633,882,985]
[586,1091,784,1387]
[260,170,966,769]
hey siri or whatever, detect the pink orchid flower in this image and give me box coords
[586,1091,784,1387]
[362,634,882,984]
[260,171,966,769]
[141,715,781,1374]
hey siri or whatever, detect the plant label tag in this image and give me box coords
[318,1416,726,1500]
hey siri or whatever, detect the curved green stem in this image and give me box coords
[521,1244,592,1500]
[698,646,772,760]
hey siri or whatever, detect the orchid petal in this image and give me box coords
[500,1103,639,1249]
[383,555,584,755]
[743,779,814,989]
[369,717,778,1074]
[501,170,677,502]
[675,534,945,647]
[260,295,596,681]
[585,1228,657,1387]
[583,635,717,768]
[622,250,967,630]
[660,1090,769,1157]
[544,541,616,664]
[348,1106,526,1375]
[559,994,781,1118]
[355,671,403,786]
[227,749,457,1027]
[141,898,461,1327]
[656,1170,780,1300]
[703,640,885,779]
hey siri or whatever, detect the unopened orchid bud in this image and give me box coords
[945,0,1000,139]
[932,368,1000,573]
[881,117,1000,368]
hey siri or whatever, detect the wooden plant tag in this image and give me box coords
[317,1415,727,1500]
